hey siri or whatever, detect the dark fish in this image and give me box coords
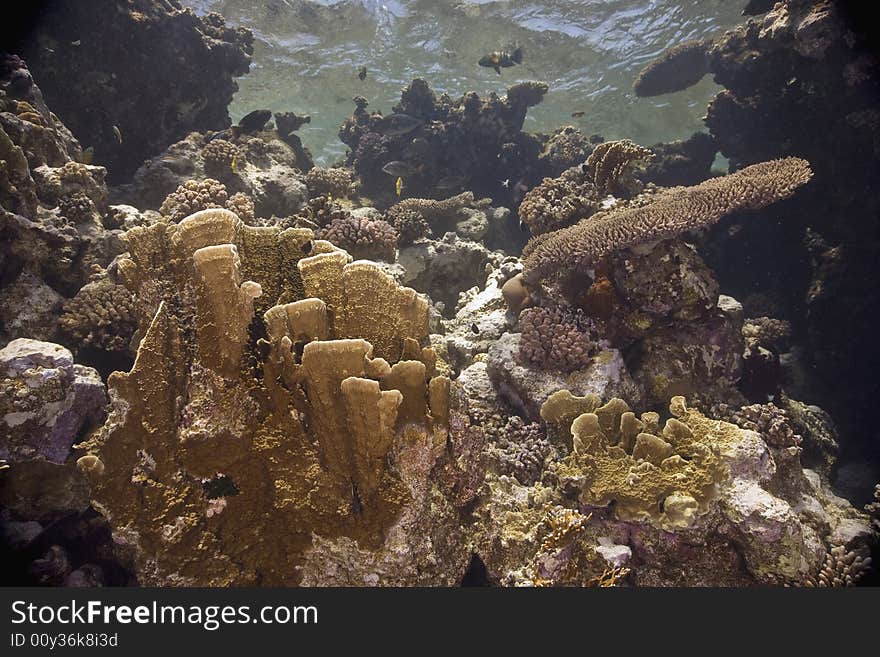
[358,65,367,81]
[436,175,467,191]
[382,160,419,177]
[471,323,480,334]
[238,109,272,133]
[207,129,232,142]
[571,111,585,118]
[478,46,523,74]
[375,112,423,136]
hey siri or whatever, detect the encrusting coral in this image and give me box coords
[75,207,456,585]
[522,157,813,285]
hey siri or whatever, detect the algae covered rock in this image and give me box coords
[0,339,106,463]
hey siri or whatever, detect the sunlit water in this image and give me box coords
[192,0,746,165]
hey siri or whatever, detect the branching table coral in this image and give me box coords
[522,157,813,284]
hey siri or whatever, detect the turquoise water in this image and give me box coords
[193,0,745,165]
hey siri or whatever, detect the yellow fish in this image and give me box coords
[231,155,237,171]
[395,176,403,197]
[327,192,333,203]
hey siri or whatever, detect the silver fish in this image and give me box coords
[375,113,423,137]
[436,175,467,191]
[382,160,419,177]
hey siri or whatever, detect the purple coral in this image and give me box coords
[518,304,599,372]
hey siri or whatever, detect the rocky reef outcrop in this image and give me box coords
[9,0,253,183]
[339,79,551,207]
[0,56,132,353]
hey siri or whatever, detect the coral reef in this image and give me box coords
[159,178,229,222]
[10,0,253,182]
[1,59,126,344]
[305,167,355,199]
[694,0,880,462]
[75,208,460,585]
[517,304,599,372]
[518,139,652,236]
[2,0,879,589]
[0,460,134,585]
[637,132,718,187]
[340,79,548,204]
[119,129,309,219]
[522,157,812,285]
[317,213,398,262]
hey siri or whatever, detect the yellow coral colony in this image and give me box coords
[77,208,449,585]
[548,394,746,530]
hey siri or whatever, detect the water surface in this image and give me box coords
[193,0,746,164]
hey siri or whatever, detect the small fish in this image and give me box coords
[436,175,467,191]
[158,156,195,175]
[238,109,272,133]
[501,178,510,188]
[358,65,367,81]
[571,111,585,118]
[81,147,94,164]
[71,40,81,46]
[231,155,237,172]
[395,176,404,197]
[478,46,523,74]
[471,323,480,334]
[327,192,333,203]
[207,130,231,142]
[112,125,122,144]
[375,112,423,137]
[382,160,419,177]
